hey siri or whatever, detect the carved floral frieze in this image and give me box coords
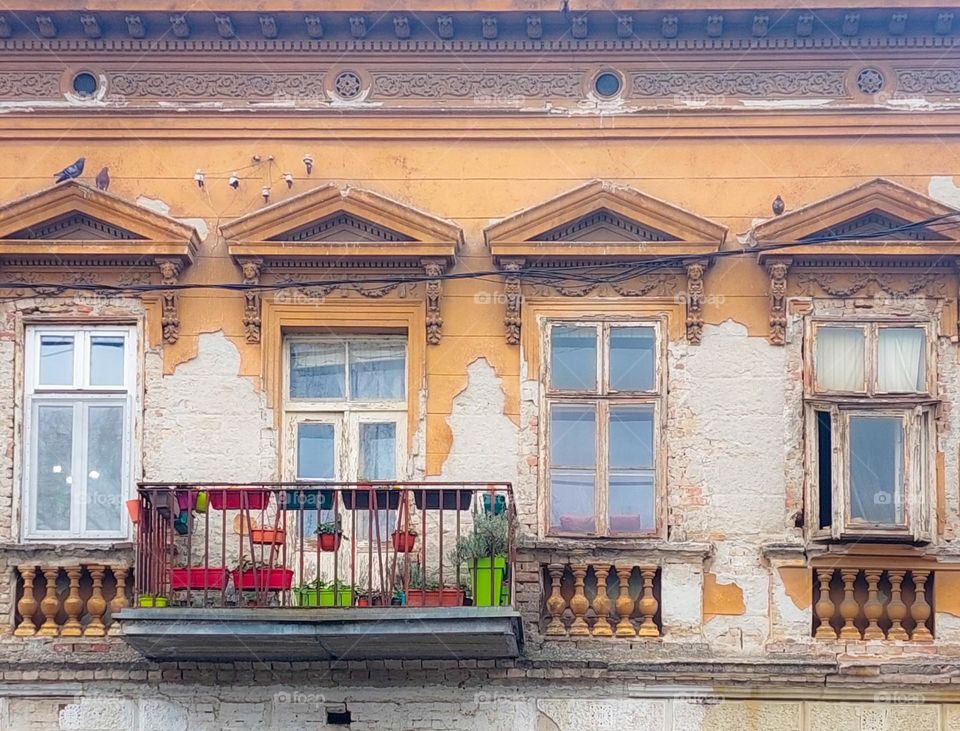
[109,72,326,99]
[632,70,847,97]
[371,72,583,99]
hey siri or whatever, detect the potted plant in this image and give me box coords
[402,562,464,607]
[316,520,343,552]
[231,559,294,591]
[208,487,270,511]
[452,511,509,607]
[170,566,228,591]
[250,528,286,545]
[391,527,418,553]
[296,579,352,607]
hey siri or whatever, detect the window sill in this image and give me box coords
[519,536,712,563]
[0,541,135,562]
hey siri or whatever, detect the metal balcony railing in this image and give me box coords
[133,482,514,611]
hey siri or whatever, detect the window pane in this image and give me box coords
[358,422,396,539]
[550,471,596,533]
[85,405,123,532]
[609,406,654,469]
[609,473,655,534]
[289,342,345,399]
[90,336,125,387]
[815,327,865,392]
[816,411,833,530]
[849,416,904,525]
[35,405,73,532]
[39,335,74,386]
[349,342,405,400]
[609,327,655,391]
[550,405,596,468]
[550,326,597,391]
[297,423,335,479]
[878,328,926,392]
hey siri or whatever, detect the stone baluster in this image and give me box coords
[83,565,107,637]
[568,564,590,636]
[886,570,909,640]
[14,566,38,637]
[108,565,129,636]
[591,565,613,637]
[814,569,838,640]
[637,567,660,638]
[544,563,567,636]
[61,566,84,637]
[909,570,933,642]
[38,568,61,637]
[614,566,637,637]
[862,570,885,640]
[838,569,862,640]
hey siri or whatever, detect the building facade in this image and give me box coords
[0,1,960,729]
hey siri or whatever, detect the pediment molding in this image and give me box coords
[753,178,960,262]
[224,184,462,346]
[485,180,727,262]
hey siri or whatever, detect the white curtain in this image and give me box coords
[878,328,925,392]
[815,327,865,391]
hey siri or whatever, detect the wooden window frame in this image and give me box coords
[542,318,664,538]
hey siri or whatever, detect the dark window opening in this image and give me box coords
[72,72,98,97]
[594,72,622,98]
[327,709,352,726]
[816,411,832,529]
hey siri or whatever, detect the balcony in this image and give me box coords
[119,482,521,661]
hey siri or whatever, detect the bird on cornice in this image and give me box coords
[95,167,110,191]
[772,194,785,216]
[54,157,85,183]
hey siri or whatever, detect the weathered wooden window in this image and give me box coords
[806,321,934,542]
[22,325,136,540]
[544,321,661,537]
[283,336,407,538]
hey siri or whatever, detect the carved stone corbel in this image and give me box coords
[422,258,445,345]
[240,258,263,344]
[502,258,524,345]
[156,258,183,345]
[767,258,791,345]
[684,259,708,345]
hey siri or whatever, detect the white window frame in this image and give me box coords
[804,318,935,543]
[282,335,408,542]
[541,318,665,538]
[22,325,136,541]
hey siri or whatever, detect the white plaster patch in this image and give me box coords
[929,176,960,207]
[136,196,209,240]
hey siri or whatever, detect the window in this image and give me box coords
[544,321,661,536]
[23,326,135,540]
[807,321,934,542]
[284,337,406,539]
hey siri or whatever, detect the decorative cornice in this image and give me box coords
[372,72,582,99]
[632,69,847,98]
[0,71,59,98]
[896,68,960,95]
[109,71,326,100]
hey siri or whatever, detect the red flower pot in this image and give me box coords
[404,589,464,607]
[391,530,417,553]
[209,489,270,511]
[231,568,293,591]
[170,567,227,591]
[318,533,342,552]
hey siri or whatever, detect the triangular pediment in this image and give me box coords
[485,181,726,261]
[753,178,960,247]
[223,184,461,265]
[0,180,199,263]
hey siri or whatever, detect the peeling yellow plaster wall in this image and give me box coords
[777,567,813,610]
[703,572,746,622]
[934,572,960,618]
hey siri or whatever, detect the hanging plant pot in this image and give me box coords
[482,494,506,516]
[284,488,334,512]
[170,567,228,591]
[341,486,400,511]
[413,488,472,511]
[152,491,179,519]
[208,489,270,511]
[125,499,141,525]
[317,532,342,552]
[250,529,286,545]
[173,511,190,536]
[391,530,417,553]
[232,568,294,591]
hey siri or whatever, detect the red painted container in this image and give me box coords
[318,533,342,552]
[208,489,270,510]
[404,589,464,607]
[232,568,294,591]
[391,530,417,553]
[170,567,228,591]
[250,529,286,545]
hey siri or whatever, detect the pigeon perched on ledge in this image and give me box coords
[96,166,110,191]
[54,158,85,183]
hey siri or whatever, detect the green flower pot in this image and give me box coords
[469,556,507,607]
[296,586,352,607]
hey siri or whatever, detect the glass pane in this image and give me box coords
[550,470,596,533]
[39,335,74,386]
[609,406,654,469]
[35,405,73,532]
[878,328,926,392]
[90,336,125,387]
[357,422,396,539]
[815,327,865,392]
[849,416,904,525]
[349,342,405,401]
[297,423,335,479]
[289,342,345,399]
[609,473,655,534]
[85,405,123,532]
[550,405,596,468]
[609,326,656,391]
[550,325,597,391]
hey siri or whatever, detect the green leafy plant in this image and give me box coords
[315,520,343,536]
[451,511,508,564]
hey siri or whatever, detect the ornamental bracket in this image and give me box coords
[156,258,184,345]
[422,257,446,345]
[501,257,525,345]
[240,258,263,344]
[767,257,791,345]
[684,259,709,345]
